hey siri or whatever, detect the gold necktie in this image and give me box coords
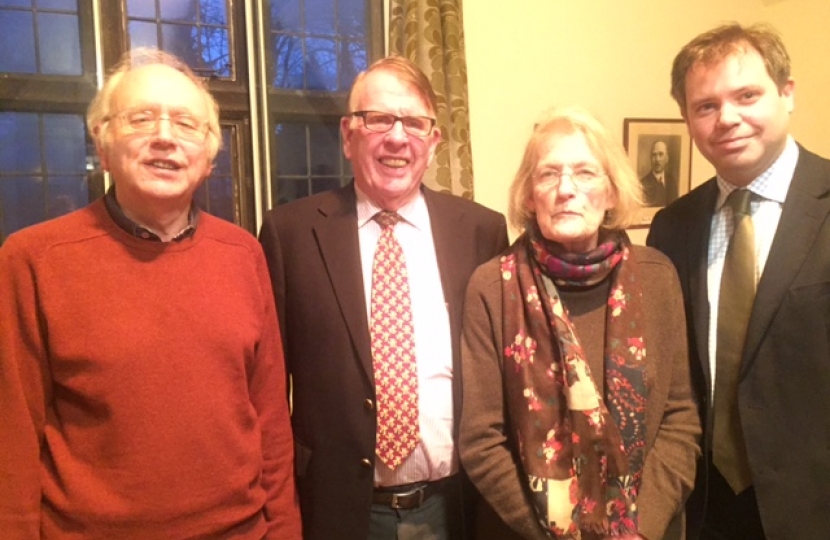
[713,189,755,493]
[369,211,420,469]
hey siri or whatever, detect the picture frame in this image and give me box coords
[623,118,692,227]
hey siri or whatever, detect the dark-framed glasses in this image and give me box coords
[351,110,436,137]
[533,166,606,191]
[108,108,209,142]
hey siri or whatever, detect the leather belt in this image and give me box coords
[372,475,455,510]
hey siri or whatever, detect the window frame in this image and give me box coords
[0,0,384,241]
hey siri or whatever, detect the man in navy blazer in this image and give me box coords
[259,56,508,540]
[647,23,830,540]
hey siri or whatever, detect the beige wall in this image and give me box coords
[464,0,830,244]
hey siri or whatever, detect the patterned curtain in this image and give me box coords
[388,0,474,199]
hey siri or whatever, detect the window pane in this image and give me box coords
[47,175,86,218]
[0,113,41,173]
[308,123,340,175]
[201,0,227,25]
[0,2,82,75]
[0,176,45,237]
[268,0,369,91]
[0,112,89,241]
[212,128,232,175]
[275,121,348,204]
[273,34,304,89]
[277,178,309,204]
[339,40,367,90]
[305,37,337,91]
[160,0,200,22]
[305,0,334,36]
[196,126,236,223]
[195,175,234,221]
[0,10,36,73]
[271,0,301,33]
[0,0,32,8]
[43,115,86,173]
[129,20,160,48]
[39,13,82,75]
[275,123,307,176]
[126,0,156,18]
[339,0,365,39]
[199,26,231,76]
[38,0,77,10]
[311,176,341,194]
[128,0,232,79]
[161,23,202,66]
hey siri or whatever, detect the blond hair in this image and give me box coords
[507,107,643,234]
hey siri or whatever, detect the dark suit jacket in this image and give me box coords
[259,183,508,540]
[646,145,830,540]
[640,171,677,207]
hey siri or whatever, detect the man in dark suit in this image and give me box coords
[647,23,830,540]
[259,56,508,540]
[640,140,676,207]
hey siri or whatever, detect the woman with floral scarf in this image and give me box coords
[459,108,700,540]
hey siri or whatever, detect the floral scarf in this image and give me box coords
[500,227,647,539]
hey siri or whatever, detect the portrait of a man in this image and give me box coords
[639,138,679,207]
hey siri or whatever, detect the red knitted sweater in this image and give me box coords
[0,200,301,539]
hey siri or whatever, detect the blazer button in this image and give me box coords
[364,399,374,411]
[361,458,372,468]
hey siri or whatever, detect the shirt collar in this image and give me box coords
[355,184,429,231]
[104,186,199,242]
[716,135,798,210]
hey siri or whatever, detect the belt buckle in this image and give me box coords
[390,486,425,509]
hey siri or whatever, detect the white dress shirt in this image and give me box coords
[355,186,457,486]
[706,136,799,396]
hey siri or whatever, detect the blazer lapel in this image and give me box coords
[742,151,830,373]
[423,189,466,353]
[423,189,469,430]
[689,181,719,394]
[312,184,374,380]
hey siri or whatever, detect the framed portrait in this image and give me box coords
[623,118,692,226]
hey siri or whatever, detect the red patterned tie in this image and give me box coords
[370,211,420,469]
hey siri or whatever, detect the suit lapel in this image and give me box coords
[423,189,469,428]
[690,182,719,392]
[742,150,830,373]
[312,185,374,380]
[423,189,466,354]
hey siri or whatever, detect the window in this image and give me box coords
[264,0,381,205]
[0,0,382,243]
[0,0,96,243]
[0,112,90,242]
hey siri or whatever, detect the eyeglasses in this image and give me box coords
[107,108,209,142]
[533,166,607,191]
[351,110,436,137]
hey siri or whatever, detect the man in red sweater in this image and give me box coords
[0,48,301,540]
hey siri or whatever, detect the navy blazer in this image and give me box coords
[259,183,508,540]
[647,145,830,540]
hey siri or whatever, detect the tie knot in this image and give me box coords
[726,189,752,216]
[374,211,402,230]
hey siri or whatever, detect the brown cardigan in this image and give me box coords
[459,244,701,540]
